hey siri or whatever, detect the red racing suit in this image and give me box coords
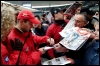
[7,28,49,65]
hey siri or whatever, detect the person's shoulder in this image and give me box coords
[46,23,59,31]
[48,23,56,28]
[8,28,21,38]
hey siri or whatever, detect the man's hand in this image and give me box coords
[79,28,96,39]
[66,57,75,64]
[38,47,46,54]
[10,38,24,51]
[53,43,69,52]
[47,38,55,45]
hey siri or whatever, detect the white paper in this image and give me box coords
[59,16,75,37]
[44,46,54,51]
[42,56,71,65]
[46,12,53,23]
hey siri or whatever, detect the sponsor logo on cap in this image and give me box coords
[22,13,28,17]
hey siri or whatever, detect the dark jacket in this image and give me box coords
[82,40,99,65]
[71,40,99,65]
[34,25,48,36]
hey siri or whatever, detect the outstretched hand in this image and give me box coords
[53,43,69,52]
[47,38,55,45]
[66,56,75,64]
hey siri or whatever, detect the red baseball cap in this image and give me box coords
[17,10,40,24]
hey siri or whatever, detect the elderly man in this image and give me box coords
[53,13,96,65]
[54,13,89,51]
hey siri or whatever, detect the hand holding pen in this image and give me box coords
[47,37,55,46]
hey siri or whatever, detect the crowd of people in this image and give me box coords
[1,1,99,65]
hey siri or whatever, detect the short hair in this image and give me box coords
[75,13,88,22]
[35,15,40,20]
[42,14,46,17]
[74,1,82,8]
[81,7,95,16]
[1,7,15,41]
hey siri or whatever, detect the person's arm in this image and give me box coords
[26,46,47,65]
[33,34,54,46]
[54,43,69,52]
[25,50,42,65]
[1,44,20,65]
[33,35,49,44]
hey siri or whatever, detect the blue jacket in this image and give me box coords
[82,40,99,65]
[34,25,48,36]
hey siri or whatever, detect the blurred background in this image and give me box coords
[2,1,99,16]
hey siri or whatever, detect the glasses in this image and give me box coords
[74,19,84,23]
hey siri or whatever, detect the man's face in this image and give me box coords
[21,20,33,32]
[55,11,64,20]
[33,17,41,28]
[74,15,87,28]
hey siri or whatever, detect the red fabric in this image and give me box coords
[7,28,49,65]
[46,23,67,58]
[1,43,20,65]
[64,19,69,24]
[46,23,64,44]
[47,48,55,59]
